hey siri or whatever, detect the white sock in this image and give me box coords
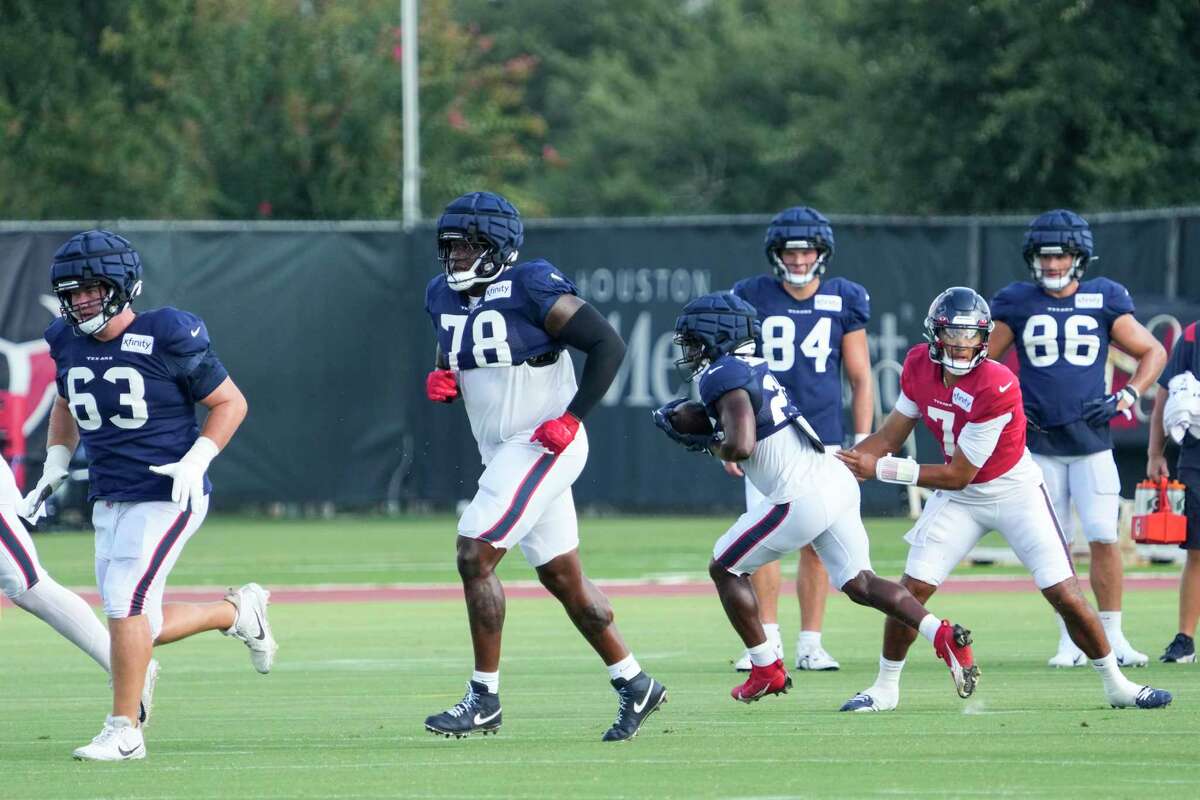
[917,614,941,643]
[747,639,778,667]
[874,656,906,691]
[12,576,111,672]
[1091,652,1138,699]
[1099,611,1123,640]
[797,630,821,649]
[606,653,641,682]
[471,670,499,694]
[762,622,781,643]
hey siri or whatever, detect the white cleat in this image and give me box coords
[140,659,160,727]
[72,715,145,761]
[1048,640,1087,668]
[796,644,840,671]
[223,583,278,674]
[1111,639,1150,668]
[838,688,898,712]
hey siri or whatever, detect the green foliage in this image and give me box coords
[1,0,1197,218]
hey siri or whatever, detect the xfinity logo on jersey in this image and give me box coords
[1074,293,1104,309]
[484,281,513,302]
[120,333,155,355]
[813,295,843,313]
[952,387,974,413]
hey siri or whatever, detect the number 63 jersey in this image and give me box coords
[425,260,579,462]
[46,308,230,502]
[990,277,1134,453]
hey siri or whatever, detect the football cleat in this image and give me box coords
[72,715,145,761]
[839,689,897,713]
[222,583,278,674]
[425,681,502,738]
[795,643,840,671]
[733,633,783,672]
[139,658,160,727]
[602,672,667,742]
[1111,685,1173,710]
[1048,638,1087,668]
[1159,633,1196,664]
[933,620,979,699]
[1111,638,1149,668]
[731,659,792,703]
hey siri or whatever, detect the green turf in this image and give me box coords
[3,516,1196,798]
[23,514,1183,587]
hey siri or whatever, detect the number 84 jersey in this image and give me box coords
[46,308,230,502]
[990,277,1134,430]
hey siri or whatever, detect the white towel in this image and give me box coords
[1164,371,1200,444]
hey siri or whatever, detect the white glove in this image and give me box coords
[149,437,219,511]
[19,445,72,523]
[876,454,920,485]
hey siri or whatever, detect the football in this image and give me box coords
[669,401,713,435]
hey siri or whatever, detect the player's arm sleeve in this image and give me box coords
[893,389,921,419]
[843,284,870,333]
[957,413,1013,467]
[556,302,625,420]
[1158,323,1197,390]
[163,313,230,400]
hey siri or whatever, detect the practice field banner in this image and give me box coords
[1,209,1197,514]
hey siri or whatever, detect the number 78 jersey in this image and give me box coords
[897,344,1031,491]
[731,275,869,445]
[990,277,1134,428]
[46,308,230,503]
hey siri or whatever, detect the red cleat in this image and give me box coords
[731,659,792,703]
[933,620,980,699]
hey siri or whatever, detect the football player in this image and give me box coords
[21,230,275,761]
[989,210,1167,667]
[1148,319,1200,663]
[654,292,976,706]
[422,191,666,742]
[1,453,160,723]
[836,287,1171,711]
[726,206,872,672]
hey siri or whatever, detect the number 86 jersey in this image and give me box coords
[46,308,230,502]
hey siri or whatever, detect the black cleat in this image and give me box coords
[424,681,502,738]
[1159,633,1196,664]
[602,672,667,742]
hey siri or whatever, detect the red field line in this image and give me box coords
[2,574,1180,607]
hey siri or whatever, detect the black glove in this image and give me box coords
[651,399,715,453]
[1081,385,1138,426]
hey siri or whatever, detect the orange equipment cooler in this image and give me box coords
[1131,477,1187,545]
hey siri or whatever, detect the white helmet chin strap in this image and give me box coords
[1035,269,1073,291]
[780,269,817,287]
[77,312,110,336]
[940,356,975,375]
[445,249,516,291]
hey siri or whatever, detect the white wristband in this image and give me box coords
[44,444,73,473]
[182,436,220,469]
[876,455,920,485]
[853,433,870,446]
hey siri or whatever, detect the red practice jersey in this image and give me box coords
[899,344,1027,484]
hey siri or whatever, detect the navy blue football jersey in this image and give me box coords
[424,259,576,370]
[991,278,1134,455]
[731,275,869,444]
[699,354,823,449]
[47,308,230,502]
[1159,321,1200,470]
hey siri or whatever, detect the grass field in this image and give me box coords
[2,515,1197,799]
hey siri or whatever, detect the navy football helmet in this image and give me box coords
[923,287,994,376]
[1022,209,1094,290]
[764,206,834,288]
[51,229,143,336]
[437,191,523,291]
[673,292,761,380]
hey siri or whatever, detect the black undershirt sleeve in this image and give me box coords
[554,302,626,420]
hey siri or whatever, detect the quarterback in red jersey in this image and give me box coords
[835,287,1171,712]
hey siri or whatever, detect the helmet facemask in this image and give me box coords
[673,332,711,381]
[54,276,140,336]
[770,239,829,287]
[439,231,515,292]
[1028,245,1085,291]
[933,324,989,375]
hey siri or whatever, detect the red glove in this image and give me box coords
[425,369,458,403]
[530,412,581,454]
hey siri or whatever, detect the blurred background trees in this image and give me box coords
[1,0,1197,219]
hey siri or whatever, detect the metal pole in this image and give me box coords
[401,0,420,228]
